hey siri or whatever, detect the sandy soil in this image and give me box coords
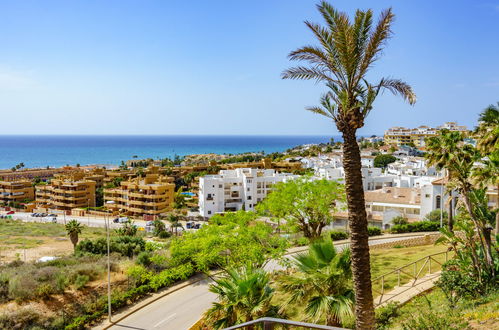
[0,237,73,263]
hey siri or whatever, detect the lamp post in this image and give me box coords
[105,200,115,322]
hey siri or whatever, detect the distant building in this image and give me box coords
[199,168,298,218]
[384,122,468,148]
[104,174,175,217]
[35,172,96,210]
[0,180,35,204]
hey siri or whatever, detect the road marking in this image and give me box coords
[153,313,177,328]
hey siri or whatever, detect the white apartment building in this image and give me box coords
[199,168,299,218]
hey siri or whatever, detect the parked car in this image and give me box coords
[6,211,15,215]
[186,221,194,229]
[45,216,57,223]
[113,218,120,223]
[193,223,201,229]
[31,213,37,217]
[47,214,57,217]
[118,217,129,223]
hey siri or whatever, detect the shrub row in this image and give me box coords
[76,236,146,257]
[390,221,440,233]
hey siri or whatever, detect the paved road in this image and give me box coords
[107,235,422,330]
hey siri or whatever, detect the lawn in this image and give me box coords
[370,244,450,294]
[382,288,499,329]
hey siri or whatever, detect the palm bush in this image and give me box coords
[65,219,82,253]
[279,239,354,327]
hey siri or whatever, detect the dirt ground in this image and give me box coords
[0,237,73,263]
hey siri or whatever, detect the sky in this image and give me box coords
[0,0,498,136]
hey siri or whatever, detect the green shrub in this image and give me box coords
[436,260,482,307]
[76,236,146,257]
[158,230,171,239]
[390,221,440,234]
[329,230,349,241]
[391,216,408,225]
[368,226,382,236]
[137,251,152,267]
[74,274,90,290]
[295,237,309,246]
[375,302,399,329]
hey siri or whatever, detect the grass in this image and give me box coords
[370,244,449,294]
[0,219,109,251]
[384,288,499,329]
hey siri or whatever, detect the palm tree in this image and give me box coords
[279,239,353,327]
[204,265,281,329]
[474,103,499,233]
[166,214,182,236]
[476,102,499,153]
[425,130,463,232]
[282,3,416,328]
[66,219,83,253]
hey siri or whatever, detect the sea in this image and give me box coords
[0,135,337,170]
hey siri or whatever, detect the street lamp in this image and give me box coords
[105,200,115,322]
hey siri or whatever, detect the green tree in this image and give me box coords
[166,214,182,236]
[282,4,416,325]
[204,265,281,329]
[116,221,138,236]
[391,216,408,225]
[173,188,187,209]
[257,178,345,239]
[279,239,354,327]
[65,220,83,253]
[152,219,167,237]
[373,154,396,168]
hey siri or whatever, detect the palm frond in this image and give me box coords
[378,78,417,105]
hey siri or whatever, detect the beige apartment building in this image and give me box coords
[384,122,468,148]
[104,174,175,217]
[35,173,96,210]
[0,180,35,204]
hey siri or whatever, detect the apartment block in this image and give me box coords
[0,180,35,204]
[384,122,468,148]
[104,174,175,217]
[35,173,96,210]
[199,168,298,218]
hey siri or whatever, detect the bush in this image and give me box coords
[375,302,399,329]
[295,237,309,246]
[329,230,349,241]
[137,251,152,267]
[424,210,448,222]
[74,274,90,290]
[158,231,171,239]
[76,236,146,257]
[390,221,440,233]
[391,216,408,225]
[367,226,382,236]
[436,260,482,307]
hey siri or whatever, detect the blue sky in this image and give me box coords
[0,0,498,135]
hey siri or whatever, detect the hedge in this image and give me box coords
[390,221,440,234]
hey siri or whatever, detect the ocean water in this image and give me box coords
[0,135,336,170]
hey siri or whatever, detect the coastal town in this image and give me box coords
[3,122,495,233]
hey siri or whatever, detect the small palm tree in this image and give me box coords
[279,239,354,327]
[166,214,182,236]
[282,2,415,327]
[204,265,281,329]
[66,219,83,252]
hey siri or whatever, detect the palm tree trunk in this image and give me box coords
[448,196,454,232]
[496,184,499,235]
[341,129,375,330]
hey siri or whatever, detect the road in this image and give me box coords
[106,235,423,330]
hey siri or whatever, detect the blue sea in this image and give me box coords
[0,135,336,170]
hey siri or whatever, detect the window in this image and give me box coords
[219,184,222,188]
[208,211,211,215]
[436,195,441,209]
[247,188,250,192]
[248,196,252,200]
[425,194,430,198]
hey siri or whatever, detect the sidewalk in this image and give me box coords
[375,271,441,307]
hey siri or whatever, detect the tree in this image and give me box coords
[425,130,463,232]
[152,219,167,237]
[116,221,138,236]
[373,154,396,168]
[66,220,83,253]
[282,3,416,328]
[279,239,354,327]
[173,188,187,209]
[391,216,408,225]
[257,178,345,239]
[474,103,499,233]
[166,214,182,236]
[204,265,281,329]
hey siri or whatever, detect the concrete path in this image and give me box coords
[375,271,441,307]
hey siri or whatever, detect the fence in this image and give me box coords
[372,250,450,306]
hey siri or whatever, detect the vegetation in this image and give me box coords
[65,220,83,253]
[282,2,416,328]
[204,265,281,329]
[423,209,448,223]
[279,239,353,327]
[390,221,440,233]
[391,216,408,225]
[367,226,382,236]
[373,154,397,169]
[257,177,345,239]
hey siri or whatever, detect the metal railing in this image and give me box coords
[372,250,450,306]
[223,317,346,330]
